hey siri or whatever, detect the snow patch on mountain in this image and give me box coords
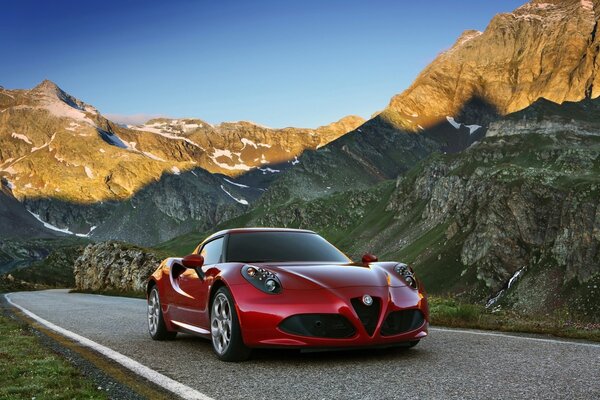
[84,166,94,179]
[27,210,73,235]
[11,132,32,144]
[142,151,164,161]
[27,209,98,237]
[33,86,96,125]
[223,178,250,188]
[447,117,482,135]
[240,138,272,150]
[130,124,205,149]
[97,130,129,149]
[446,116,461,129]
[220,184,249,205]
[65,121,81,132]
[465,124,482,134]
[210,149,251,171]
[508,267,525,289]
[31,133,57,152]
[240,138,257,149]
[258,167,280,174]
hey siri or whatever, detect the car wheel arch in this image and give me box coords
[208,279,228,308]
[208,280,245,325]
[147,279,157,298]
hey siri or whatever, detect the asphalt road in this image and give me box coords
[7,289,600,400]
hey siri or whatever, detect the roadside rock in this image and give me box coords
[73,241,162,293]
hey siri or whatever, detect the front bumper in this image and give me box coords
[232,284,429,348]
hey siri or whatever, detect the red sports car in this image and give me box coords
[147,228,429,361]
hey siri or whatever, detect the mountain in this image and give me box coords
[155,0,600,320]
[0,80,363,240]
[0,184,65,239]
[0,80,363,203]
[382,0,600,130]
[4,0,600,321]
[256,0,600,204]
[161,96,600,321]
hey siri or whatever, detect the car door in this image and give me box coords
[175,236,225,329]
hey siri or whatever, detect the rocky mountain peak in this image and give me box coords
[28,79,99,117]
[32,79,61,94]
[381,0,600,130]
[318,115,366,133]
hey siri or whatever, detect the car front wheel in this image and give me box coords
[210,286,251,362]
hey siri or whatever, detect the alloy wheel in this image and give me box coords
[148,289,160,336]
[211,293,233,354]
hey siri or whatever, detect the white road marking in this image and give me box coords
[431,327,600,348]
[5,293,215,400]
[171,320,211,335]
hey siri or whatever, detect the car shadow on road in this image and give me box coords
[174,333,432,365]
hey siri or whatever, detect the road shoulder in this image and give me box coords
[1,293,174,400]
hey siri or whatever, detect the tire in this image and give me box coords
[210,286,251,362]
[147,286,177,340]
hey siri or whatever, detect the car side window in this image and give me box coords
[200,237,224,265]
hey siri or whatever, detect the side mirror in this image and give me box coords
[362,253,378,264]
[182,254,204,268]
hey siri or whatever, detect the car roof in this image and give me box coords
[202,227,315,243]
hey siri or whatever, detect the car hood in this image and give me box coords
[263,262,406,289]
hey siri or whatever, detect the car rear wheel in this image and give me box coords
[148,287,177,340]
[210,287,251,362]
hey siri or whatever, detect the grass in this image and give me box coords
[155,180,399,257]
[0,314,107,400]
[8,245,83,287]
[429,296,600,342]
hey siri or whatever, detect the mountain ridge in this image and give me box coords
[0,80,364,204]
[381,0,600,130]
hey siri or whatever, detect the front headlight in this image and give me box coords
[241,265,282,294]
[394,263,418,289]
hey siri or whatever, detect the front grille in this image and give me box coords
[279,314,356,338]
[380,309,425,336]
[350,297,381,336]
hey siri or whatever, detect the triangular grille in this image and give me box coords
[350,297,380,336]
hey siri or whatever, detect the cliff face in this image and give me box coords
[383,0,600,129]
[73,242,162,293]
[383,132,599,320]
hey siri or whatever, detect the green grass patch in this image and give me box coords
[0,314,107,400]
[429,296,600,342]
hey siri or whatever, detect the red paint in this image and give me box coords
[148,228,428,349]
[362,253,378,264]
[182,254,204,268]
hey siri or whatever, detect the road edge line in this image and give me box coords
[4,293,215,400]
[430,326,600,348]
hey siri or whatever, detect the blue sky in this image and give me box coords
[2,0,525,127]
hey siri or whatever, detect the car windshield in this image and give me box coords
[225,231,350,263]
